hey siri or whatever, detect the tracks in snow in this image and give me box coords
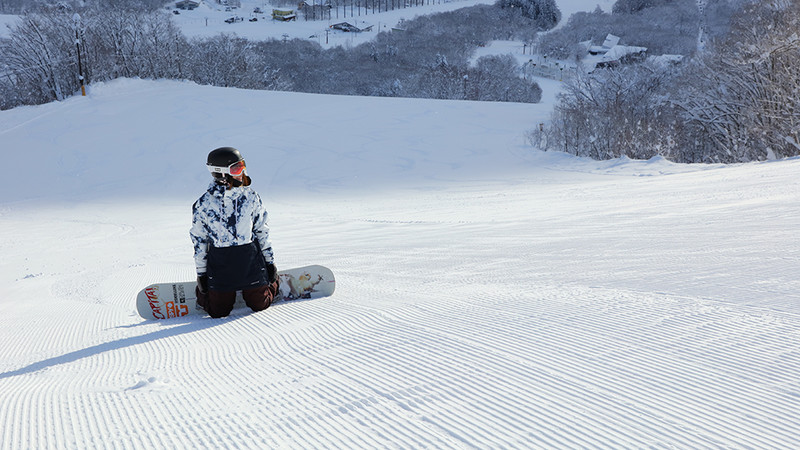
[7,268,799,448]
[3,161,800,448]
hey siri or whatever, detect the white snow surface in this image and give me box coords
[2,1,800,448]
[0,14,19,37]
[2,77,799,449]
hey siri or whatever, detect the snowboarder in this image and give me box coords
[190,147,279,318]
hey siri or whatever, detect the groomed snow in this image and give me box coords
[1,77,799,448]
[1,0,800,447]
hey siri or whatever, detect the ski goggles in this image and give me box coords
[207,160,246,177]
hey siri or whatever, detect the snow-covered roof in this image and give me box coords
[601,33,620,48]
[589,33,621,54]
[600,45,647,62]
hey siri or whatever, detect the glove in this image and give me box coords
[197,274,209,294]
[266,263,278,284]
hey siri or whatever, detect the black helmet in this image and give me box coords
[207,146,244,168]
[206,146,251,187]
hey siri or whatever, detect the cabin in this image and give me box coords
[595,45,648,69]
[175,0,200,10]
[331,22,373,32]
[584,34,647,70]
[272,9,297,21]
[589,34,620,55]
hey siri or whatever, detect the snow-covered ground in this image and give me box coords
[1,76,799,448]
[2,0,799,448]
[0,13,19,37]
[171,0,493,45]
[171,0,615,47]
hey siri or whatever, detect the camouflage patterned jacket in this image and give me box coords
[190,182,274,277]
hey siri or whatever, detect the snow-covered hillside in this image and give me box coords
[1,77,799,448]
[169,0,616,45]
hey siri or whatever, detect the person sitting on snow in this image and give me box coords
[190,146,278,318]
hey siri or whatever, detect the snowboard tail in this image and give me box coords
[136,265,335,320]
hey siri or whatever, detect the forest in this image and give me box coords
[1,0,798,163]
[530,0,800,163]
[0,0,558,109]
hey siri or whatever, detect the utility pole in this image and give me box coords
[72,13,85,96]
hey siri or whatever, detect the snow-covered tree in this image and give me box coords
[612,0,677,14]
[186,35,251,88]
[536,0,800,163]
[87,9,184,81]
[673,0,800,161]
[532,63,678,160]
[413,54,466,100]
[0,11,77,103]
[495,0,560,30]
[469,54,542,103]
[538,0,699,59]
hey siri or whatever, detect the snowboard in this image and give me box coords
[136,265,335,320]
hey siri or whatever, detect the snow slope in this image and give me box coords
[1,77,799,448]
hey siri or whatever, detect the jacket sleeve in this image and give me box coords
[252,193,275,265]
[190,199,209,275]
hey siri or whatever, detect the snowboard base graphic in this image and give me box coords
[136,265,335,320]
